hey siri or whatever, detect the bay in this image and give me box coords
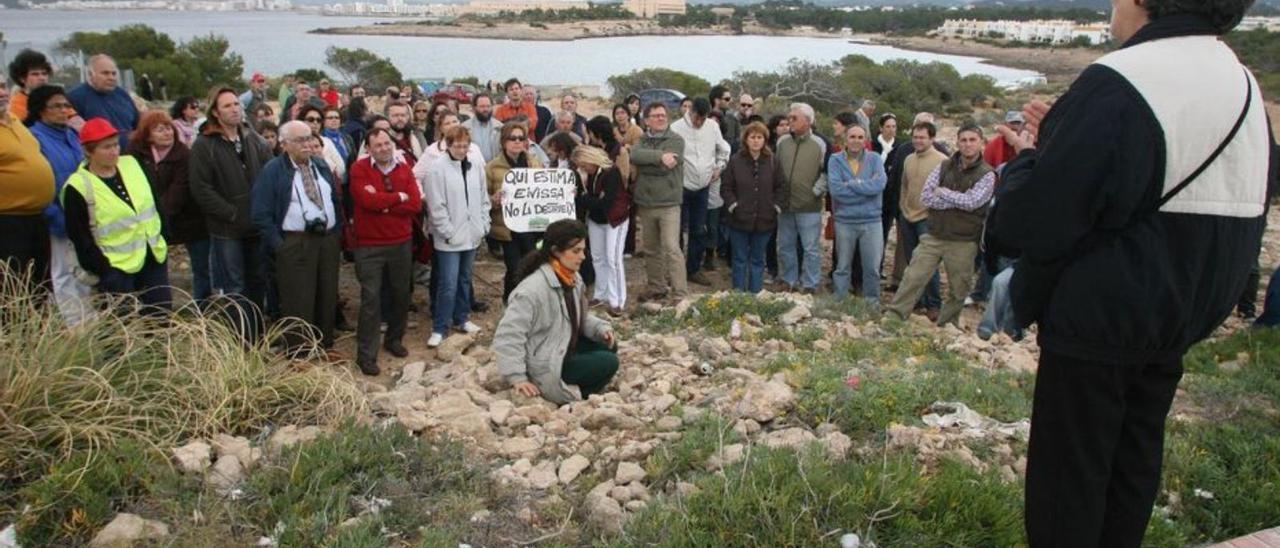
[0,10,1042,87]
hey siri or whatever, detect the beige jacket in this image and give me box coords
[493,264,612,405]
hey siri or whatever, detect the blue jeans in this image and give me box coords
[681,187,710,275]
[186,238,212,302]
[979,264,1024,340]
[432,248,475,335]
[897,216,941,309]
[210,235,268,311]
[834,220,883,302]
[727,227,771,293]
[777,212,822,290]
[1256,266,1280,327]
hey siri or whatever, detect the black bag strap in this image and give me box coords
[1154,67,1253,210]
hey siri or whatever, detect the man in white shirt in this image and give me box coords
[669,97,730,286]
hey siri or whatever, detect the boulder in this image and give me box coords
[515,404,555,424]
[706,443,746,471]
[526,460,558,490]
[586,491,626,535]
[644,394,678,414]
[267,425,323,456]
[733,419,761,437]
[436,334,475,362]
[582,408,644,431]
[821,431,853,460]
[655,416,683,432]
[398,361,427,386]
[397,407,431,432]
[488,400,514,426]
[698,337,732,361]
[761,427,817,450]
[207,455,245,492]
[500,437,542,458]
[735,380,795,423]
[779,303,811,326]
[89,514,169,547]
[557,454,591,485]
[171,441,212,474]
[426,391,494,441]
[211,434,260,470]
[614,461,646,484]
[660,336,690,354]
[370,384,428,414]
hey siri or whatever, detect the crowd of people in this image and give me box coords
[2,2,1278,545]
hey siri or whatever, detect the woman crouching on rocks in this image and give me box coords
[493,219,620,404]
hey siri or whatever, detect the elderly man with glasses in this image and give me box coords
[774,102,828,294]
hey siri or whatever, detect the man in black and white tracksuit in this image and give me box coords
[987,0,1278,545]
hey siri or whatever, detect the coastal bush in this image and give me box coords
[619,447,1025,546]
[607,68,710,103]
[324,46,403,91]
[57,25,244,97]
[0,268,367,487]
[645,413,742,486]
[1225,28,1280,99]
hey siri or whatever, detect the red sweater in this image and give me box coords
[349,157,422,247]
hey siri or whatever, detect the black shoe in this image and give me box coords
[357,360,380,376]
[471,300,489,313]
[384,340,409,358]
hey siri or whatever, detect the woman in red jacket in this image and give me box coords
[348,127,423,376]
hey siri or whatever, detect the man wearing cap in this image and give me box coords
[984,111,1026,171]
[251,121,344,357]
[279,81,327,124]
[67,55,138,149]
[0,78,56,297]
[240,73,269,114]
[61,118,170,310]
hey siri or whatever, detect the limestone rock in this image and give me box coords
[488,400,514,426]
[436,333,475,361]
[698,337,733,361]
[660,336,690,354]
[89,514,169,547]
[609,485,633,502]
[267,425,323,455]
[614,461,647,485]
[370,384,428,414]
[586,491,626,535]
[645,394,678,414]
[515,404,554,424]
[676,481,700,497]
[172,441,212,474]
[501,437,542,458]
[397,407,431,432]
[558,454,591,485]
[779,303,811,326]
[211,434,260,470]
[733,419,762,437]
[655,416,683,432]
[624,500,648,512]
[426,391,493,441]
[706,443,746,471]
[527,460,558,490]
[761,427,817,450]
[582,408,644,431]
[735,380,795,423]
[398,361,426,386]
[821,431,853,460]
[208,455,245,491]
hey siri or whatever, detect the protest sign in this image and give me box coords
[501,168,577,233]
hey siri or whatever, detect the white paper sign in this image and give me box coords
[501,168,577,233]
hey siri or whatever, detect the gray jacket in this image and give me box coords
[493,263,612,405]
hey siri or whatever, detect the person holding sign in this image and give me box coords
[492,219,619,404]
[572,146,630,317]
[422,125,490,349]
[487,121,545,302]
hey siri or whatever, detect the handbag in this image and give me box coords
[1010,68,1254,328]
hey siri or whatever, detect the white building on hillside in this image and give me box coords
[937,19,1111,46]
[462,0,589,15]
[624,0,685,18]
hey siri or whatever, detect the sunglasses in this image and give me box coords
[740,103,753,108]
[304,117,322,122]
[506,135,527,141]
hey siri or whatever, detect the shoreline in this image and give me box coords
[868,35,1101,86]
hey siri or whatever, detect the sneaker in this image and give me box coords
[963,296,976,307]
[383,340,409,358]
[688,271,713,286]
[460,321,482,334]
[427,333,444,348]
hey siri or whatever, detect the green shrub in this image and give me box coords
[621,448,1024,546]
[646,413,742,486]
[635,293,794,336]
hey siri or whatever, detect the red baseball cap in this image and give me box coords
[79,118,119,146]
[252,72,266,83]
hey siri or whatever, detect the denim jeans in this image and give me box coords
[777,212,822,290]
[979,264,1024,340]
[727,227,771,293]
[706,206,722,259]
[1256,265,1280,327]
[186,238,213,302]
[210,235,267,311]
[681,186,710,275]
[432,248,475,335]
[834,221,884,302]
[897,216,941,309]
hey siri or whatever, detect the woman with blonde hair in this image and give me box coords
[573,145,629,317]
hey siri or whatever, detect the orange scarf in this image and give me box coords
[551,258,576,287]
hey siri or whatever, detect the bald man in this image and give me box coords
[67,55,139,148]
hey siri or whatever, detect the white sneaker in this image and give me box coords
[427,333,444,348]
[963,296,975,307]
[460,321,482,334]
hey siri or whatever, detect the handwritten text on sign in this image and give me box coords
[502,168,577,233]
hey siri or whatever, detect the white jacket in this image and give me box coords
[420,148,491,252]
[670,114,730,193]
[415,140,485,196]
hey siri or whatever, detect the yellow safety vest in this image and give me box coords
[62,156,168,274]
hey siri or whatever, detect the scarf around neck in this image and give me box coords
[551,258,576,287]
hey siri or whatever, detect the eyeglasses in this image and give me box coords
[47,102,73,110]
[414,109,428,114]
[304,117,322,123]
[740,103,753,108]
[187,104,200,110]
[325,115,341,120]
[505,135,526,141]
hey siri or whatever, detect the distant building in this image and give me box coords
[624,0,685,18]
[1237,16,1280,31]
[937,19,1111,46]
[461,0,589,15]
